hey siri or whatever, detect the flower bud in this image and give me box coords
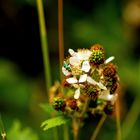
[53,97,66,111]
[66,97,78,110]
[90,44,105,65]
[103,63,117,78]
[86,85,99,100]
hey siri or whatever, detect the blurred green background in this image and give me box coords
[0,0,140,140]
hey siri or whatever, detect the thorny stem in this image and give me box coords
[90,114,107,140]
[58,0,64,81]
[122,96,140,140]
[36,0,52,98]
[116,99,121,140]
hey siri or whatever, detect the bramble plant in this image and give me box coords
[36,0,121,139]
[1,0,140,140]
[41,44,120,140]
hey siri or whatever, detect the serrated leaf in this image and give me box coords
[41,116,69,131]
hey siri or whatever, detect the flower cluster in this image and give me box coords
[53,44,119,115]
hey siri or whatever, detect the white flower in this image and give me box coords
[98,90,111,100]
[66,74,87,99]
[69,48,92,61]
[69,49,77,57]
[81,61,91,72]
[68,49,92,73]
[66,74,107,99]
[87,76,107,90]
[105,56,115,64]
[79,74,87,82]
[62,67,71,76]
[69,57,81,66]
[96,82,107,90]
[87,76,97,85]
[77,49,92,60]
[66,77,78,84]
[99,90,118,104]
[66,74,87,84]
[66,74,107,90]
[63,47,119,106]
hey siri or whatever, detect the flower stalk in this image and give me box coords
[90,114,107,140]
[36,0,52,98]
[58,0,64,81]
[58,0,70,139]
[72,117,80,140]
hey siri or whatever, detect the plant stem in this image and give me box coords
[53,128,59,140]
[36,0,51,98]
[122,96,140,140]
[58,1,68,140]
[72,118,79,140]
[90,114,107,140]
[36,1,58,140]
[58,0,64,81]
[72,99,90,140]
[115,99,121,140]
[63,124,69,140]
[80,99,90,117]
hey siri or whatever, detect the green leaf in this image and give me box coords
[40,103,64,119]
[7,120,39,140]
[40,103,55,114]
[41,116,70,131]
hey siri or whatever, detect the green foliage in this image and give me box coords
[7,121,39,140]
[0,60,31,109]
[41,116,70,131]
[40,103,59,117]
[40,103,55,114]
[0,0,139,139]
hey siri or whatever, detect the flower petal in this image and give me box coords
[68,49,76,56]
[74,88,80,99]
[79,74,87,83]
[81,61,91,72]
[100,94,113,101]
[62,67,71,76]
[66,77,78,84]
[105,56,115,64]
[87,76,97,85]
[77,50,92,60]
[69,57,81,66]
[97,82,107,90]
[99,90,111,100]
